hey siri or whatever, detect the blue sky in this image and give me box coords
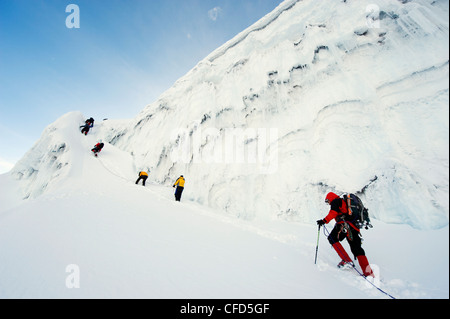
[0,0,283,173]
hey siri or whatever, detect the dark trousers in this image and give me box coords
[135,175,148,186]
[175,186,184,201]
[328,223,365,259]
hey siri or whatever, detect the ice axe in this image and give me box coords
[314,225,321,265]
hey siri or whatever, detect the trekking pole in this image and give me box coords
[314,225,321,265]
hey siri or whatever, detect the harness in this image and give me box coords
[335,215,360,242]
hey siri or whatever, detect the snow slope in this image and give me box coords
[0,112,448,299]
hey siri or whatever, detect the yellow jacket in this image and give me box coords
[173,176,185,187]
[139,171,148,177]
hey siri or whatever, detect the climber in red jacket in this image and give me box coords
[317,192,374,277]
[91,142,104,157]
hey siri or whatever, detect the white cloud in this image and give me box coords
[208,7,222,21]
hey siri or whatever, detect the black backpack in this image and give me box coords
[342,193,373,230]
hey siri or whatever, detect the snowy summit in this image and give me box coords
[0,0,448,299]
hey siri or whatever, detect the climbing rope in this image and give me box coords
[96,156,130,182]
[322,225,396,300]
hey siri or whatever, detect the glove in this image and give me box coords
[316,219,326,227]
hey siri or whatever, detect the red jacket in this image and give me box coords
[323,192,360,231]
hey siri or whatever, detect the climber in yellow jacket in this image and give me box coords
[173,175,185,201]
[135,171,149,186]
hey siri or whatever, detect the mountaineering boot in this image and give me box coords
[357,255,375,278]
[337,260,354,269]
[332,242,352,264]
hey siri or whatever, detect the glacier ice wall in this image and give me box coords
[109,0,448,229]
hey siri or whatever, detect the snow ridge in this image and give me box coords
[205,0,300,63]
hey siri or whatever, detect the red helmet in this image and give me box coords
[325,192,339,205]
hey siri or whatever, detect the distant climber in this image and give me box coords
[317,192,375,278]
[86,117,95,127]
[173,175,185,202]
[80,124,90,136]
[135,171,149,186]
[91,141,104,157]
